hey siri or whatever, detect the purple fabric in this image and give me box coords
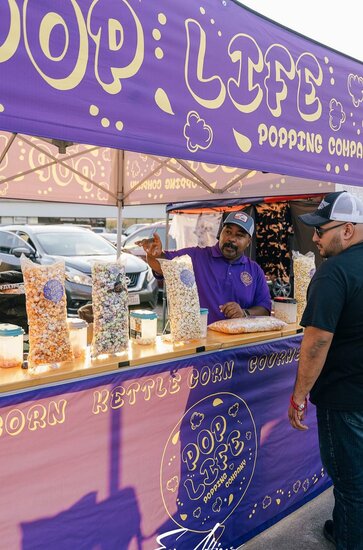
[165,244,271,323]
[0,334,330,549]
[1,2,363,188]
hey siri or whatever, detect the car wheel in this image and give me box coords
[271,278,291,297]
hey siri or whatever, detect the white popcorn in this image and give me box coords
[208,316,286,334]
[91,261,129,356]
[160,255,201,342]
[292,251,316,324]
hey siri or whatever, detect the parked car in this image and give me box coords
[100,232,118,246]
[0,225,158,315]
[122,223,149,238]
[122,221,176,259]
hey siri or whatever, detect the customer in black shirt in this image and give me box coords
[287,190,363,549]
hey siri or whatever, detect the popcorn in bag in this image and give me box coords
[21,257,72,366]
[160,255,201,342]
[292,251,316,324]
[91,261,129,356]
[208,316,286,334]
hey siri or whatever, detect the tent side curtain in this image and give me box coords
[0,1,363,191]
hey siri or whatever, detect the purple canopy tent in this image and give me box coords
[0,1,362,547]
[1,0,363,208]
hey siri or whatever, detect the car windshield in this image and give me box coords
[36,231,116,256]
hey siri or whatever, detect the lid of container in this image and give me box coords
[273,297,297,304]
[67,318,88,329]
[0,323,25,336]
[130,309,158,320]
[200,308,209,314]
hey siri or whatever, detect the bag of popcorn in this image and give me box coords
[160,255,201,342]
[292,251,316,324]
[91,260,129,356]
[208,316,286,334]
[21,256,72,366]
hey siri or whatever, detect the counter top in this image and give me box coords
[0,323,303,395]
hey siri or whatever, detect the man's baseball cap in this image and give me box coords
[223,211,254,236]
[299,191,363,226]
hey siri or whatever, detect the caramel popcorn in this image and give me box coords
[21,257,72,366]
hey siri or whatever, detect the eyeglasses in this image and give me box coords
[314,222,355,238]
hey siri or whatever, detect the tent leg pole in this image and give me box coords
[116,202,123,259]
[162,211,170,330]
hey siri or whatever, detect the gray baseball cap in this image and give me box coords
[223,211,254,236]
[299,191,363,226]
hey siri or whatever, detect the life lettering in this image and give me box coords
[185,19,323,122]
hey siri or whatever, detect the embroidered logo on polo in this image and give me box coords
[241,272,253,286]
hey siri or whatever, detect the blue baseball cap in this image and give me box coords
[223,211,254,236]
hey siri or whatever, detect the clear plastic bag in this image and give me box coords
[160,255,201,342]
[21,257,72,366]
[208,316,286,334]
[292,251,316,323]
[91,260,129,356]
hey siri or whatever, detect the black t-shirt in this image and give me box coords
[301,242,363,410]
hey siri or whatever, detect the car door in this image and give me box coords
[0,230,36,271]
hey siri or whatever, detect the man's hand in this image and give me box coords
[136,233,163,258]
[288,403,308,431]
[220,302,245,319]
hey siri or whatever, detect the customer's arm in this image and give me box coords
[289,325,333,431]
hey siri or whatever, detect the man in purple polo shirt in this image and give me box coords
[138,211,271,323]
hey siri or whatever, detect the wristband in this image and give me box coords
[290,395,307,413]
[244,309,250,318]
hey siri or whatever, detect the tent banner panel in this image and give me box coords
[123,153,333,205]
[1,1,363,186]
[0,132,117,205]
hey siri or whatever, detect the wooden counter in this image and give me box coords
[0,323,303,394]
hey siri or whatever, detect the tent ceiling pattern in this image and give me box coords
[0,132,116,205]
[121,152,334,205]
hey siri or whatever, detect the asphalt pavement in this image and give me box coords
[239,487,334,549]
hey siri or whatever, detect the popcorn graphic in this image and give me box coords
[190,412,204,430]
[348,74,363,107]
[329,98,346,131]
[212,497,222,513]
[228,403,239,417]
[166,476,179,493]
[184,111,213,153]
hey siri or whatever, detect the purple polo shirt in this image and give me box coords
[164,244,271,324]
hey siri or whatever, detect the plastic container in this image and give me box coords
[130,310,158,345]
[0,323,24,368]
[273,298,297,324]
[67,318,88,360]
[200,308,209,338]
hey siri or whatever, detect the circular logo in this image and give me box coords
[43,279,64,303]
[180,269,195,287]
[241,272,253,286]
[161,393,257,533]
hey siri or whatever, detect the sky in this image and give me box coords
[239,1,363,62]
